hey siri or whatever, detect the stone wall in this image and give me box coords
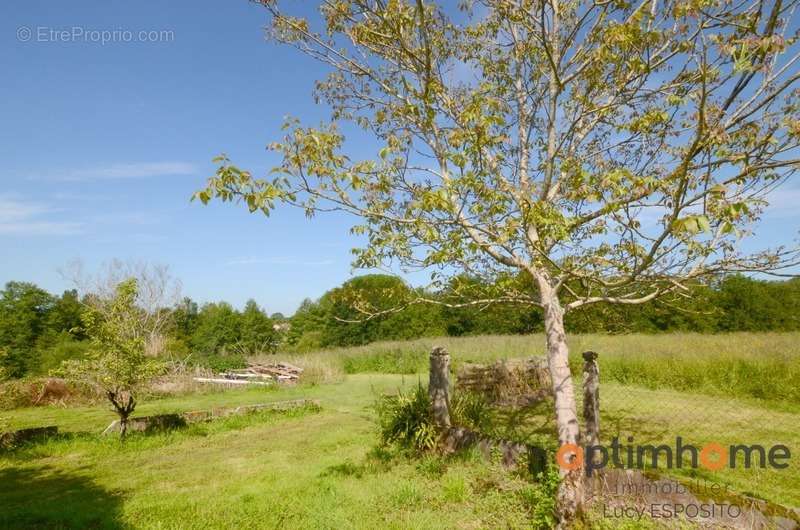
[102,399,320,435]
[0,426,58,449]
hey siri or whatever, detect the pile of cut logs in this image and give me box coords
[194,362,304,386]
[241,362,303,382]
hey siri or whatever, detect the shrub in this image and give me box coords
[290,330,324,353]
[0,377,90,410]
[450,391,491,432]
[36,335,91,375]
[0,379,30,410]
[376,384,437,451]
[520,468,560,530]
[192,353,247,373]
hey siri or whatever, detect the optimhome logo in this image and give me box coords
[556,436,791,476]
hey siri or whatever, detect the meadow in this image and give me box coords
[273,332,800,405]
[1,332,799,528]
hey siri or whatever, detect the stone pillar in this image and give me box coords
[429,347,451,428]
[582,350,600,450]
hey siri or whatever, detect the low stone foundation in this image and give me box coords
[440,425,548,473]
[0,426,58,449]
[102,399,320,435]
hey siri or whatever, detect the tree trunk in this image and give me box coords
[539,280,583,526]
[119,413,129,439]
[108,391,136,441]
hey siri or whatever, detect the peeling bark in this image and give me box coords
[539,279,583,525]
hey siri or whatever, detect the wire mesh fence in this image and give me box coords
[592,377,799,509]
[448,349,799,513]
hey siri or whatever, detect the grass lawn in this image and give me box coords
[2,333,799,528]
[1,374,558,529]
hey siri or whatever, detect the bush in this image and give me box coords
[376,384,437,451]
[192,353,247,373]
[0,379,30,410]
[450,392,491,432]
[520,468,561,530]
[0,377,89,410]
[289,330,324,353]
[36,335,91,375]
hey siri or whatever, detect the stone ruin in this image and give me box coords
[455,357,551,406]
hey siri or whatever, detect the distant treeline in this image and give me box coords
[1,274,799,378]
[287,274,800,349]
[0,284,280,379]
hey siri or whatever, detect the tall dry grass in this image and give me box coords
[264,333,799,404]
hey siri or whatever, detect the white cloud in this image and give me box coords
[0,195,84,236]
[29,161,197,182]
[0,221,84,236]
[763,186,800,219]
[51,191,114,202]
[226,256,335,266]
[0,196,50,222]
[90,212,163,225]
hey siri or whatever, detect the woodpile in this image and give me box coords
[243,362,304,382]
[194,362,304,386]
[455,357,551,406]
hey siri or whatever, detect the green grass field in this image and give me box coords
[1,333,799,528]
[2,374,562,529]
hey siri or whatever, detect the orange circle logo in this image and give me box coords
[556,443,584,470]
[700,442,728,470]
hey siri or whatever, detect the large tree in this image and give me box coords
[0,282,54,378]
[197,0,800,520]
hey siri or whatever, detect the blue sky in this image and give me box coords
[1,1,798,315]
[0,0,384,315]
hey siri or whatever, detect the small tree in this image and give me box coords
[59,279,163,438]
[62,259,181,357]
[196,0,800,520]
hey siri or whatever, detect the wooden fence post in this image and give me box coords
[429,347,451,428]
[582,350,600,450]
